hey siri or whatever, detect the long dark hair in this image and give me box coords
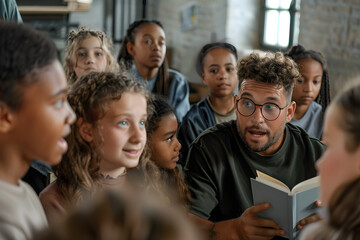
[118,19,172,96]
[286,45,331,113]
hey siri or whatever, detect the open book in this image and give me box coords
[251,170,320,240]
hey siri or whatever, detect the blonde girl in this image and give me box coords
[64,26,119,84]
[40,72,159,225]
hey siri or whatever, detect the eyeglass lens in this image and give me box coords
[237,98,281,121]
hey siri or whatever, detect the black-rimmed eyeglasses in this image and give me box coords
[236,97,288,121]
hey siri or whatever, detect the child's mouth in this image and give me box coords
[58,138,68,154]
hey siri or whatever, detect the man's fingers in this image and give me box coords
[297,214,321,230]
[246,225,286,239]
[248,202,271,214]
[254,216,282,229]
[245,203,282,229]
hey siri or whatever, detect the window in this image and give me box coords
[261,0,301,50]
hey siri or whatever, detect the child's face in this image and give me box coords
[74,36,107,78]
[149,113,181,169]
[201,48,238,98]
[292,58,322,107]
[127,24,166,70]
[317,104,360,205]
[95,92,147,177]
[11,60,76,165]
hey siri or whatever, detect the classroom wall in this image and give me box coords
[147,0,261,83]
[298,0,360,97]
[68,0,360,95]
[148,0,360,95]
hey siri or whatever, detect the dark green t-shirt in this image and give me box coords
[184,120,325,222]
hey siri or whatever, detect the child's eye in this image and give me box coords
[145,40,151,44]
[297,79,304,84]
[118,121,127,126]
[78,52,86,57]
[95,52,103,57]
[159,41,165,46]
[53,99,65,108]
[313,80,320,85]
[139,121,145,126]
[166,136,173,142]
[210,69,219,74]
[226,67,234,72]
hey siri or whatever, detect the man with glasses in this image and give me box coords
[184,52,325,240]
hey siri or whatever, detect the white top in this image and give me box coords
[0,179,48,240]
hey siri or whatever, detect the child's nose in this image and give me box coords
[174,137,182,151]
[152,42,161,51]
[86,55,95,64]
[304,81,313,92]
[130,125,144,143]
[218,68,227,80]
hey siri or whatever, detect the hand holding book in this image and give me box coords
[251,170,320,240]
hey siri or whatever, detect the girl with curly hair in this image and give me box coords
[39,72,160,225]
[64,26,119,84]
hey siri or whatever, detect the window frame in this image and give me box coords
[260,0,300,51]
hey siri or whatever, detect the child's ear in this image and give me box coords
[0,103,15,133]
[77,118,94,143]
[126,42,135,56]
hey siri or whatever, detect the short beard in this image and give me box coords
[244,130,283,153]
[237,124,286,154]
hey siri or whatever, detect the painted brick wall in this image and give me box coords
[147,0,261,83]
[299,0,360,96]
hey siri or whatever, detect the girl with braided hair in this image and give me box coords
[286,45,331,139]
[64,26,119,84]
[118,19,190,123]
[39,72,160,225]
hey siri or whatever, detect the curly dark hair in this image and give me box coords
[117,19,172,96]
[285,45,331,113]
[54,71,160,205]
[237,52,300,102]
[0,22,57,110]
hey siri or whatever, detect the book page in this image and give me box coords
[256,170,290,193]
[291,176,320,195]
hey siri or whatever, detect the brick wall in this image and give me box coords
[299,0,360,96]
[147,0,261,83]
[148,0,360,93]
